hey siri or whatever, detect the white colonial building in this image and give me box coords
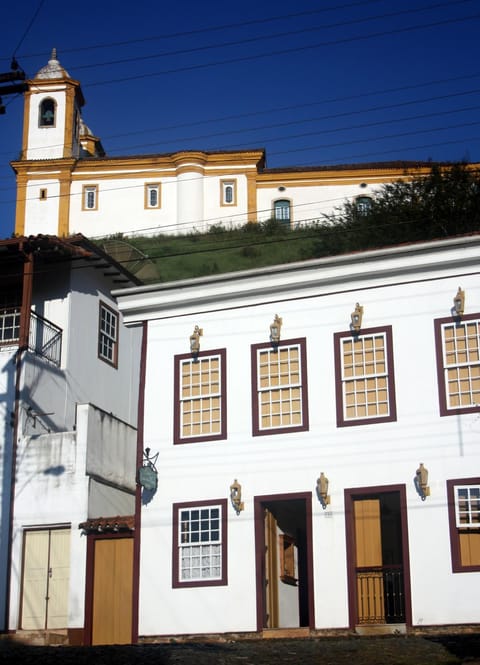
[0,234,143,644]
[113,233,480,640]
[11,50,459,241]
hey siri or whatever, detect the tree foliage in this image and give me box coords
[317,164,480,255]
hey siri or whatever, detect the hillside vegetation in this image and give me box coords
[101,164,480,284]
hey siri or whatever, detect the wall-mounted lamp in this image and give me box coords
[189,325,203,356]
[350,303,363,333]
[138,447,159,492]
[270,314,282,346]
[316,472,330,509]
[453,287,465,317]
[230,478,244,515]
[415,462,430,501]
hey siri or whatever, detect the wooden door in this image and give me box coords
[21,528,70,630]
[264,509,279,628]
[91,538,133,645]
[354,499,384,623]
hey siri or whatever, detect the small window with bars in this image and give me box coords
[251,339,308,436]
[98,302,118,367]
[173,499,227,587]
[436,317,480,415]
[174,349,226,444]
[334,326,396,427]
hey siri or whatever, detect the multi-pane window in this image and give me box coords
[174,349,226,444]
[145,183,161,209]
[334,326,397,427]
[435,315,480,416]
[355,196,373,215]
[251,339,308,436]
[82,185,98,211]
[273,199,291,224]
[221,180,236,206]
[455,486,480,528]
[447,479,480,572]
[172,499,227,588]
[0,308,20,344]
[98,302,118,367]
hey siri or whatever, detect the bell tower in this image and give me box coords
[21,48,84,160]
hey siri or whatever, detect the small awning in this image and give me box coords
[79,515,135,533]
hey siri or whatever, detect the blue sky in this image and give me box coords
[0,0,478,238]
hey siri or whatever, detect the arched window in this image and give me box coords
[274,199,291,224]
[355,196,373,216]
[39,98,56,127]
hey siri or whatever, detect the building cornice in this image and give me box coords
[114,234,480,323]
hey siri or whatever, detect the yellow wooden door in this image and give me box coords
[354,499,384,623]
[92,538,133,645]
[264,509,278,628]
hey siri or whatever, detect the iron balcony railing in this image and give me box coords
[356,565,405,624]
[0,308,62,367]
[29,311,62,366]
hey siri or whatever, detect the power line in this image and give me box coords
[84,12,480,88]
[69,1,473,74]
[4,0,454,62]
[11,0,47,58]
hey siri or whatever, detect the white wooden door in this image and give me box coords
[21,528,70,630]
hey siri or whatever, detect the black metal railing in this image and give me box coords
[356,565,405,624]
[29,311,62,366]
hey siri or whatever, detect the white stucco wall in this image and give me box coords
[23,179,61,237]
[0,348,16,630]
[116,236,480,637]
[9,428,88,630]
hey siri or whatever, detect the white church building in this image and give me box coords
[11,50,459,241]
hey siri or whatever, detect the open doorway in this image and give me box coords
[345,485,412,630]
[254,492,314,632]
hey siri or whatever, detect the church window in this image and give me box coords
[145,183,161,209]
[273,199,291,224]
[82,185,98,211]
[220,180,237,206]
[39,98,56,127]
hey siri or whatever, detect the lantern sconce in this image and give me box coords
[453,287,465,317]
[230,478,244,515]
[138,447,159,492]
[350,303,363,333]
[189,325,203,357]
[270,314,282,347]
[316,472,330,509]
[415,462,430,501]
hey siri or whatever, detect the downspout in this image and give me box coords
[4,245,34,630]
[131,320,147,644]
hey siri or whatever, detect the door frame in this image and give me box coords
[344,484,412,629]
[83,531,137,645]
[254,491,315,632]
